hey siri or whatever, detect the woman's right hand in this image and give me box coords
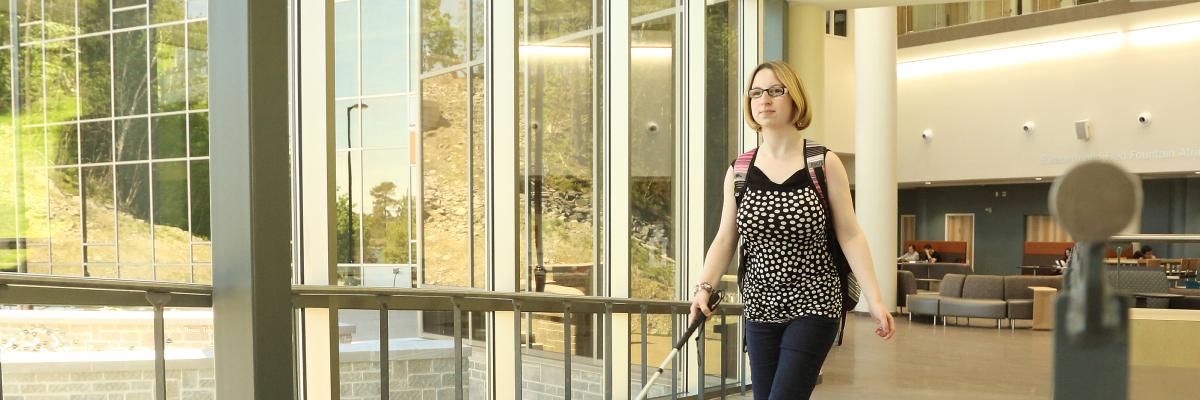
[689,290,712,326]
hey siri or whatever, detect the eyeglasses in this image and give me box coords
[747,85,787,99]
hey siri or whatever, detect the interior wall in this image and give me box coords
[891,3,1200,183]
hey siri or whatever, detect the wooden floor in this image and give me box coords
[731,312,1196,399]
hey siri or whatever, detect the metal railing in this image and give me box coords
[0,273,213,400]
[293,285,748,400]
[0,272,747,400]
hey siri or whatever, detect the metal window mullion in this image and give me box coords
[146,291,171,400]
[7,0,19,279]
[184,8,194,283]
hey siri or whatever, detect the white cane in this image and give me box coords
[634,290,724,400]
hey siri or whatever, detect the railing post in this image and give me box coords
[377,296,390,400]
[514,300,523,400]
[640,304,648,390]
[146,292,173,400]
[697,316,705,399]
[563,302,572,400]
[453,296,464,400]
[671,306,677,400]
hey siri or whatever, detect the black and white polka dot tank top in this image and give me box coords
[735,157,842,322]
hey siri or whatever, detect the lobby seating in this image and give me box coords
[898,262,972,290]
[940,275,1008,328]
[906,273,1064,329]
[897,270,918,312]
[1004,276,1063,328]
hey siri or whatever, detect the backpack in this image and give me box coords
[733,139,861,346]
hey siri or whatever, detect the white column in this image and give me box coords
[605,1,631,399]
[853,7,898,312]
[490,2,521,399]
[210,0,294,398]
[297,0,339,398]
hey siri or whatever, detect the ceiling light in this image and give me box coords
[1129,20,1200,47]
[1035,177,1043,181]
[897,32,1123,79]
[924,182,932,185]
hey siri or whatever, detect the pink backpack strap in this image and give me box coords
[733,148,758,203]
[803,139,828,205]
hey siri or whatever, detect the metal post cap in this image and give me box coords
[1049,161,1141,243]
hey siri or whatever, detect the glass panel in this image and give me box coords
[19,43,46,126]
[523,0,596,42]
[116,163,151,264]
[421,71,469,287]
[0,2,9,46]
[192,243,210,263]
[519,0,603,295]
[631,313,678,397]
[421,0,467,73]
[80,33,113,119]
[189,160,209,240]
[633,0,674,18]
[17,0,42,42]
[361,95,408,148]
[88,244,117,264]
[335,98,356,150]
[114,29,149,117]
[187,0,207,19]
[334,0,358,98]
[152,24,188,112]
[361,149,411,265]
[193,263,210,284]
[116,117,150,161]
[115,0,147,7]
[704,0,738,260]
[361,0,410,95]
[80,120,112,163]
[44,1,74,39]
[152,0,186,24]
[82,165,116,244]
[79,0,111,34]
[188,112,207,157]
[336,151,362,265]
[165,307,216,399]
[629,10,677,301]
[45,39,80,122]
[153,161,189,265]
[702,314,740,390]
[0,305,155,398]
[470,64,484,288]
[153,114,187,159]
[187,21,207,110]
[114,7,147,29]
[49,167,82,264]
[471,0,484,61]
[338,309,380,398]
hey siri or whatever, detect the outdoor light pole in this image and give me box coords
[346,103,367,270]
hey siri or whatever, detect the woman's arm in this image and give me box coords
[823,152,895,339]
[690,167,741,322]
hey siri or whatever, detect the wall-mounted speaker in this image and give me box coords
[1075,119,1093,141]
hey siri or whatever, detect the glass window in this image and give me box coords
[361,0,411,95]
[0,2,210,282]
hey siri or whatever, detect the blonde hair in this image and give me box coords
[742,61,812,132]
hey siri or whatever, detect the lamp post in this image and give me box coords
[346,103,367,271]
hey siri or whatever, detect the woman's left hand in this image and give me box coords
[869,301,895,340]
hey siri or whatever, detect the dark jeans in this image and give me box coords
[746,315,840,400]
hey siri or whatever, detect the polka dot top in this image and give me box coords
[736,159,842,322]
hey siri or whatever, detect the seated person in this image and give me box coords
[898,244,921,262]
[920,244,942,263]
[1132,245,1157,260]
[1055,248,1072,269]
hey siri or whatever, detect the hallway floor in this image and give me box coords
[731,312,1193,399]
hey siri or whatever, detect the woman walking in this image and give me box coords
[690,61,894,399]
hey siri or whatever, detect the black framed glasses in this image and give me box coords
[747,85,787,99]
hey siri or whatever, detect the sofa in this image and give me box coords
[897,270,918,312]
[898,262,972,290]
[906,273,1064,329]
